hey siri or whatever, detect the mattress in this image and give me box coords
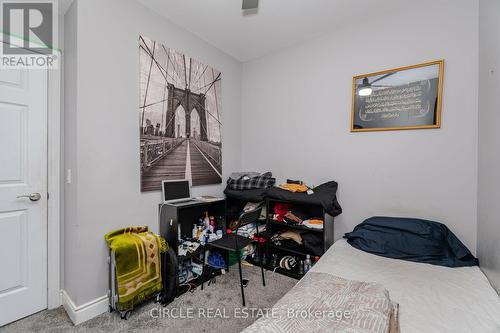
[311,239,500,333]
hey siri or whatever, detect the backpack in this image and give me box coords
[161,246,178,303]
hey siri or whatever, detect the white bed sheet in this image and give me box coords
[311,239,500,333]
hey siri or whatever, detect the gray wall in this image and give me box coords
[241,0,479,251]
[63,0,242,306]
[477,0,500,294]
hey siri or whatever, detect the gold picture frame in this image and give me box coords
[351,60,444,132]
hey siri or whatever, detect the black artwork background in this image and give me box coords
[353,78,439,129]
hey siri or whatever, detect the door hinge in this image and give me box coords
[47,192,50,200]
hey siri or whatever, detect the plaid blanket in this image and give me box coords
[227,172,276,190]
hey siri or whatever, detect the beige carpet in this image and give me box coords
[2,265,297,333]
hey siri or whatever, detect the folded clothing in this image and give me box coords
[243,201,263,212]
[273,203,292,222]
[302,218,324,230]
[229,171,261,180]
[274,205,310,225]
[225,180,342,218]
[227,171,276,190]
[266,181,342,217]
[344,216,479,268]
[282,212,303,225]
[271,230,303,245]
[224,187,268,202]
[271,230,324,256]
[279,183,309,193]
[302,232,323,256]
[237,222,257,238]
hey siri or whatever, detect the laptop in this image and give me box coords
[162,179,194,204]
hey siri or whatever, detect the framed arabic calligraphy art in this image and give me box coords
[351,60,444,132]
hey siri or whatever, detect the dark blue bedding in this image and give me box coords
[344,216,479,267]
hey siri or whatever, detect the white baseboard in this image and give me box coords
[61,290,108,325]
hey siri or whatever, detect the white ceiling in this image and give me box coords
[137,0,409,62]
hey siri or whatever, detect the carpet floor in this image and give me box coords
[2,265,297,333]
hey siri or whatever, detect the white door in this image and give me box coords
[0,65,48,326]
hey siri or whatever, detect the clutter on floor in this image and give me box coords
[202,206,267,306]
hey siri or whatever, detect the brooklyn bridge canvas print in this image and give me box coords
[139,36,222,191]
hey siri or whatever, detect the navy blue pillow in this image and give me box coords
[344,216,478,267]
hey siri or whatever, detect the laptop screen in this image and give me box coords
[162,180,190,202]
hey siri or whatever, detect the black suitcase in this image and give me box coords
[161,245,178,303]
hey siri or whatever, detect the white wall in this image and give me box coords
[477,0,500,294]
[63,0,242,307]
[63,0,79,304]
[241,0,479,251]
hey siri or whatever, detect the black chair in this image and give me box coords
[202,207,266,306]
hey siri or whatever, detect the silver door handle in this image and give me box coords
[16,193,42,201]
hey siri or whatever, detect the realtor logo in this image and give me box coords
[1,0,58,68]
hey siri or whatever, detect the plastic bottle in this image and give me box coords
[271,254,279,267]
[203,212,210,230]
[217,216,225,232]
[192,225,197,239]
[304,254,312,273]
[298,260,304,275]
[200,230,206,245]
[209,216,215,233]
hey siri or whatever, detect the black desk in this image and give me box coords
[158,199,226,297]
[159,199,226,251]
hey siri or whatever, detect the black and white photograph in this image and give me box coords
[139,35,222,191]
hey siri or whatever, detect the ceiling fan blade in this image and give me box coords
[370,72,395,84]
[242,0,259,10]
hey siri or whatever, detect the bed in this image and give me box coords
[244,238,500,333]
[311,239,500,333]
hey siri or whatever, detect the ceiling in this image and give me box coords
[137,0,409,62]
